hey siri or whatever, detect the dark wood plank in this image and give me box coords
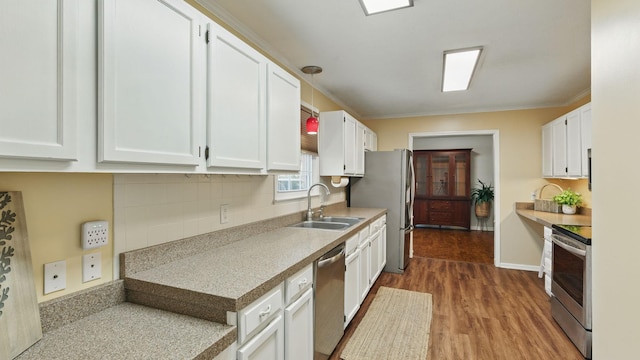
[331,257,583,360]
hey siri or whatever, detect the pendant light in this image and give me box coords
[301,66,323,134]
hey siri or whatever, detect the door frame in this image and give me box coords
[408,130,501,267]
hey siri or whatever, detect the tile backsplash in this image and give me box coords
[113,174,344,277]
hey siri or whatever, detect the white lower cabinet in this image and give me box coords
[369,230,381,284]
[284,264,314,360]
[238,314,284,360]
[344,247,360,328]
[284,288,313,360]
[379,223,387,272]
[358,238,371,303]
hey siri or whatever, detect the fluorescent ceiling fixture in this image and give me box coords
[442,47,483,92]
[359,0,414,16]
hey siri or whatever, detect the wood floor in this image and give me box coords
[413,227,494,264]
[329,230,583,360]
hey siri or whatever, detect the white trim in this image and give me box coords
[408,129,501,267]
[498,263,540,272]
[300,100,319,116]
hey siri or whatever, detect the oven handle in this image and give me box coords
[552,237,587,257]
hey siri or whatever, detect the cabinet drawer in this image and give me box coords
[239,283,284,344]
[345,234,359,256]
[429,211,453,224]
[358,225,370,246]
[285,264,313,304]
[429,201,453,211]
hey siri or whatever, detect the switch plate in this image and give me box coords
[44,260,66,294]
[82,220,109,249]
[220,204,230,224]
[82,253,102,283]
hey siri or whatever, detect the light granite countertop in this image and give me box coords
[16,302,236,360]
[17,206,385,360]
[515,202,591,228]
[125,207,386,322]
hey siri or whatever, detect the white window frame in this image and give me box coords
[274,151,320,201]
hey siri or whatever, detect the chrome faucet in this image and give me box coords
[307,183,330,221]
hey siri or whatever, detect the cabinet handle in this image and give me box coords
[259,305,272,319]
[298,278,308,288]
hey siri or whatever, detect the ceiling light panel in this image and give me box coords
[442,47,483,92]
[359,0,414,16]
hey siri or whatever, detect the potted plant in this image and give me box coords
[471,179,494,218]
[553,188,583,214]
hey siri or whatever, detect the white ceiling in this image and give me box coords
[195,0,591,120]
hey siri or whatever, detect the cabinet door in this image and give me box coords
[343,115,357,174]
[355,122,365,175]
[369,231,380,284]
[99,0,203,165]
[380,224,387,270]
[358,241,370,303]
[344,250,360,328]
[207,23,267,170]
[430,153,451,196]
[238,314,284,360]
[542,122,554,177]
[285,289,313,360]
[552,117,567,176]
[580,103,592,178]
[0,0,78,160]
[267,63,300,171]
[566,110,582,177]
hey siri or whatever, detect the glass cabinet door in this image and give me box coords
[414,154,428,196]
[430,154,450,196]
[454,152,469,196]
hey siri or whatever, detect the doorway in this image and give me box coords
[409,130,500,266]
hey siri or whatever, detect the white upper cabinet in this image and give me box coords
[364,127,377,151]
[542,102,591,178]
[98,0,204,166]
[565,109,582,177]
[580,103,592,178]
[355,122,365,174]
[0,0,78,161]
[206,22,267,171]
[267,63,301,172]
[319,110,365,177]
[542,122,554,177]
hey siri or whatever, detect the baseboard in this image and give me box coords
[470,225,494,231]
[498,262,541,272]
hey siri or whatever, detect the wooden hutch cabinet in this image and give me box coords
[414,149,472,229]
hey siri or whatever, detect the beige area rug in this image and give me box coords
[340,287,433,360]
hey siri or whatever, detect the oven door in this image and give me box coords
[551,233,592,330]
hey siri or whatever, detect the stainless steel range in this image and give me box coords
[551,224,592,359]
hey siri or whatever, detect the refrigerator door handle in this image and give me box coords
[402,224,414,232]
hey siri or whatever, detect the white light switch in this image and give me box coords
[44,260,66,294]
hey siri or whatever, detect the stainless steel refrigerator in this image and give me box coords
[350,149,414,273]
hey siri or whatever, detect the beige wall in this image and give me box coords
[592,0,640,357]
[0,173,113,302]
[363,99,589,267]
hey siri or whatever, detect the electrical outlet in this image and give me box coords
[82,253,102,283]
[82,220,109,249]
[44,260,66,294]
[220,204,230,224]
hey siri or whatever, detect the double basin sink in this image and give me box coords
[289,216,363,231]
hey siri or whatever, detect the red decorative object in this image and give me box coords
[306,116,319,134]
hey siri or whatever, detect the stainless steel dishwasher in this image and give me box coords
[314,243,345,360]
